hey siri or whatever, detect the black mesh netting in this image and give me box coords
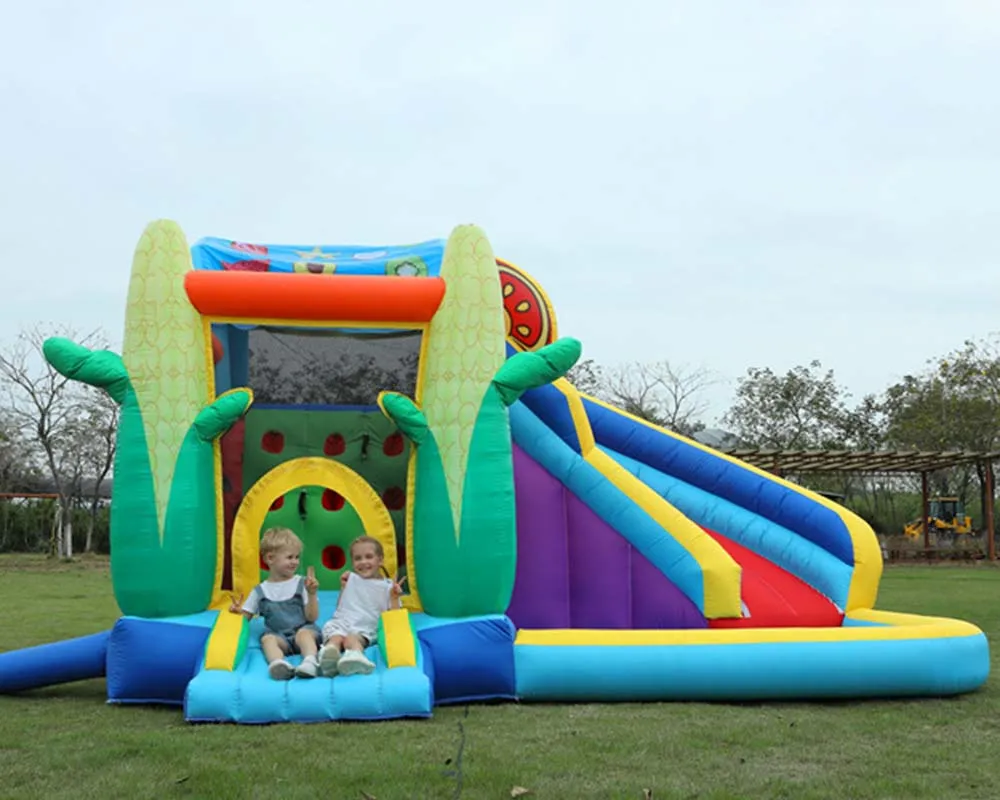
[246,327,421,406]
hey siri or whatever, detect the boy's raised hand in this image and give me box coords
[304,566,318,595]
[228,593,244,614]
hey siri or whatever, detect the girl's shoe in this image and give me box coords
[318,646,341,677]
[337,649,376,677]
[268,659,294,680]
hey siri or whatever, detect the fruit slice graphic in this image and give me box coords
[497,258,557,352]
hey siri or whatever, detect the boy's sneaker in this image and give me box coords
[268,659,294,680]
[337,649,376,677]
[318,646,341,677]
[295,655,318,678]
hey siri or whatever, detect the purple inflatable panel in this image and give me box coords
[507,446,706,630]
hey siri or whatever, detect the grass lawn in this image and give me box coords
[0,555,997,799]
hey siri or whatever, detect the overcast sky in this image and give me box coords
[3,1,999,422]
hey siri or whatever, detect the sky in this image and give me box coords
[3,1,999,424]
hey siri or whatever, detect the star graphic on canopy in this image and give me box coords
[293,246,337,261]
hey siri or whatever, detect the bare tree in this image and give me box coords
[0,324,107,557]
[569,358,716,437]
[76,390,118,552]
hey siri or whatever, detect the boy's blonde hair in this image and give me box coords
[260,527,302,557]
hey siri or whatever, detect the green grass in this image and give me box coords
[0,555,998,800]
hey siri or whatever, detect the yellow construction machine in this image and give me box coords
[902,496,974,540]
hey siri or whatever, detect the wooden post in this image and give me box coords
[985,461,996,561]
[921,471,930,556]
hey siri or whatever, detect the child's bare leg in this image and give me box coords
[295,628,319,659]
[322,634,345,653]
[293,628,321,678]
[261,633,289,664]
[261,634,294,680]
[343,633,367,653]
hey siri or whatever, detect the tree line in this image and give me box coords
[568,336,1000,538]
[4,323,998,555]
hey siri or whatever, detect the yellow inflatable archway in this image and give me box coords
[227,457,398,599]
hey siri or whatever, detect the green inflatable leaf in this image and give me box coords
[43,337,130,404]
[192,389,254,442]
[493,337,583,406]
[378,391,430,445]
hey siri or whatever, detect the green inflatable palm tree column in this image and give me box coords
[380,232,581,618]
[43,220,253,618]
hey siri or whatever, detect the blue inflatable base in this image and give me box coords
[184,641,433,724]
[107,616,213,705]
[0,630,110,693]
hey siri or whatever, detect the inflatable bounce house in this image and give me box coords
[0,221,989,723]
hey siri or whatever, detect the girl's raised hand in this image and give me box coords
[340,570,351,589]
[390,574,407,598]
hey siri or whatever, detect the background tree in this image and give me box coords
[882,334,1000,528]
[0,324,109,557]
[722,360,853,449]
[568,359,715,436]
[73,390,118,552]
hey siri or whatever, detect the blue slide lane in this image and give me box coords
[582,398,857,565]
[603,446,852,608]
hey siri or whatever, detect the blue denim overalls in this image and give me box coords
[253,577,321,653]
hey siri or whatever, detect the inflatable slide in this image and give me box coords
[0,222,988,723]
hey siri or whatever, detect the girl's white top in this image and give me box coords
[323,572,393,639]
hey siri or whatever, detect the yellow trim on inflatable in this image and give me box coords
[381,608,418,668]
[205,387,256,610]
[580,393,883,612]
[229,457,398,600]
[587,449,742,618]
[208,316,427,332]
[515,613,983,647]
[545,379,741,618]
[552,377,596,454]
[203,316,226,609]
[396,326,435,613]
[204,609,246,670]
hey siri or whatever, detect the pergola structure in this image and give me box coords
[722,448,1000,560]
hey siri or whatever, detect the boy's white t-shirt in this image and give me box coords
[323,573,392,638]
[241,576,307,615]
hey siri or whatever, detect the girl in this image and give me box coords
[230,527,321,680]
[318,535,406,677]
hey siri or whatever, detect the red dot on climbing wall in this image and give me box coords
[383,433,405,457]
[382,487,406,511]
[324,433,346,456]
[322,545,346,570]
[322,489,345,511]
[261,430,284,454]
[259,556,269,571]
[212,333,225,365]
[269,495,284,511]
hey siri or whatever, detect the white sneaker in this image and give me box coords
[318,646,341,677]
[295,655,318,678]
[268,659,294,680]
[337,649,375,677]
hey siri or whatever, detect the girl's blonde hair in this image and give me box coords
[350,535,390,577]
[259,527,302,557]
